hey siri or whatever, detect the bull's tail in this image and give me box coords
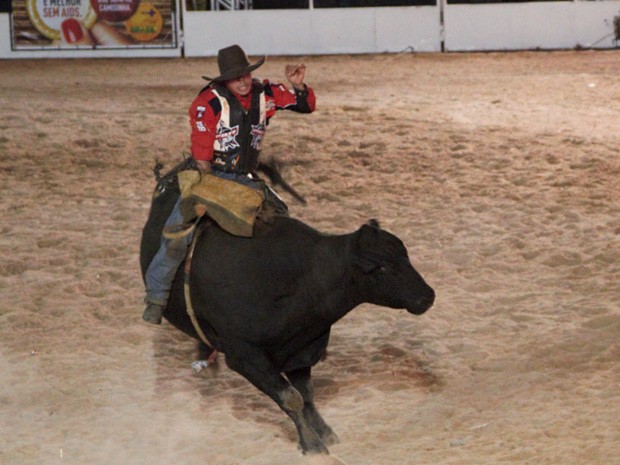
[256,159,307,205]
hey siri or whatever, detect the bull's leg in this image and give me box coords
[225,349,328,454]
[286,367,340,446]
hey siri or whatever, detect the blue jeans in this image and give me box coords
[144,196,192,305]
[144,171,270,306]
[144,171,288,306]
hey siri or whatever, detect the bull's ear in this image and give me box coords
[354,224,381,273]
[358,223,380,249]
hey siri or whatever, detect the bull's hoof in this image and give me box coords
[299,437,329,455]
[321,429,340,446]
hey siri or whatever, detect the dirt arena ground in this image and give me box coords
[1,50,618,465]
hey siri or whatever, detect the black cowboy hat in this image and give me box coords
[202,44,266,82]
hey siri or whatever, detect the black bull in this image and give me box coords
[139,170,435,454]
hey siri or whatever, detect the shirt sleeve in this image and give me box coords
[266,80,316,114]
[189,91,221,162]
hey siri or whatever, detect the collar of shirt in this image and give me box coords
[230,91,252,110]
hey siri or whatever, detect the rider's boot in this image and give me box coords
[142,300,165,325]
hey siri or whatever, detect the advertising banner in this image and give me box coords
[11,0,177,49]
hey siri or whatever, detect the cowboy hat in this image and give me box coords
[202,44,266,82]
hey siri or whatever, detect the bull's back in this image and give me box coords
[197,216,323,273]
[188,217,342,345]
[191,216,323,304]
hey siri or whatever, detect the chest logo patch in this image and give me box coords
[216,124,240,151]
[250,123,266,150]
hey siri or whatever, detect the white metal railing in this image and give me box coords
[210,0,252,10]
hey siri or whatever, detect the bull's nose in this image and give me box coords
[417,288,435,311]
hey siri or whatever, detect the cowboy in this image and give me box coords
[143,44,317,325]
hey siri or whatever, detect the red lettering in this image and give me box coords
[43,7,60,17]
[61,7,80,17]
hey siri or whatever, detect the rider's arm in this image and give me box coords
[189,90,221,165]
[265,79,316,114]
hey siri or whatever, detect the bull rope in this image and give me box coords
[184,220,219,364]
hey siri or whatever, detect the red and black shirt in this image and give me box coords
[189,79,316,174]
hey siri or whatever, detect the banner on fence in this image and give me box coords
[11,0,177,50]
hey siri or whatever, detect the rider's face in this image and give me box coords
[224,73,252,96]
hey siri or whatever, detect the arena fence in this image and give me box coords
[1,1,618,59]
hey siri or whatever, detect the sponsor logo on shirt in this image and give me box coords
[250,123,266,150]
[194,106,209,132]
[216,124,240,151]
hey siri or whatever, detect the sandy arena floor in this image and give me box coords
[0,50,619,465]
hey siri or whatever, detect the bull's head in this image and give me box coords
[353,220,435,315]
